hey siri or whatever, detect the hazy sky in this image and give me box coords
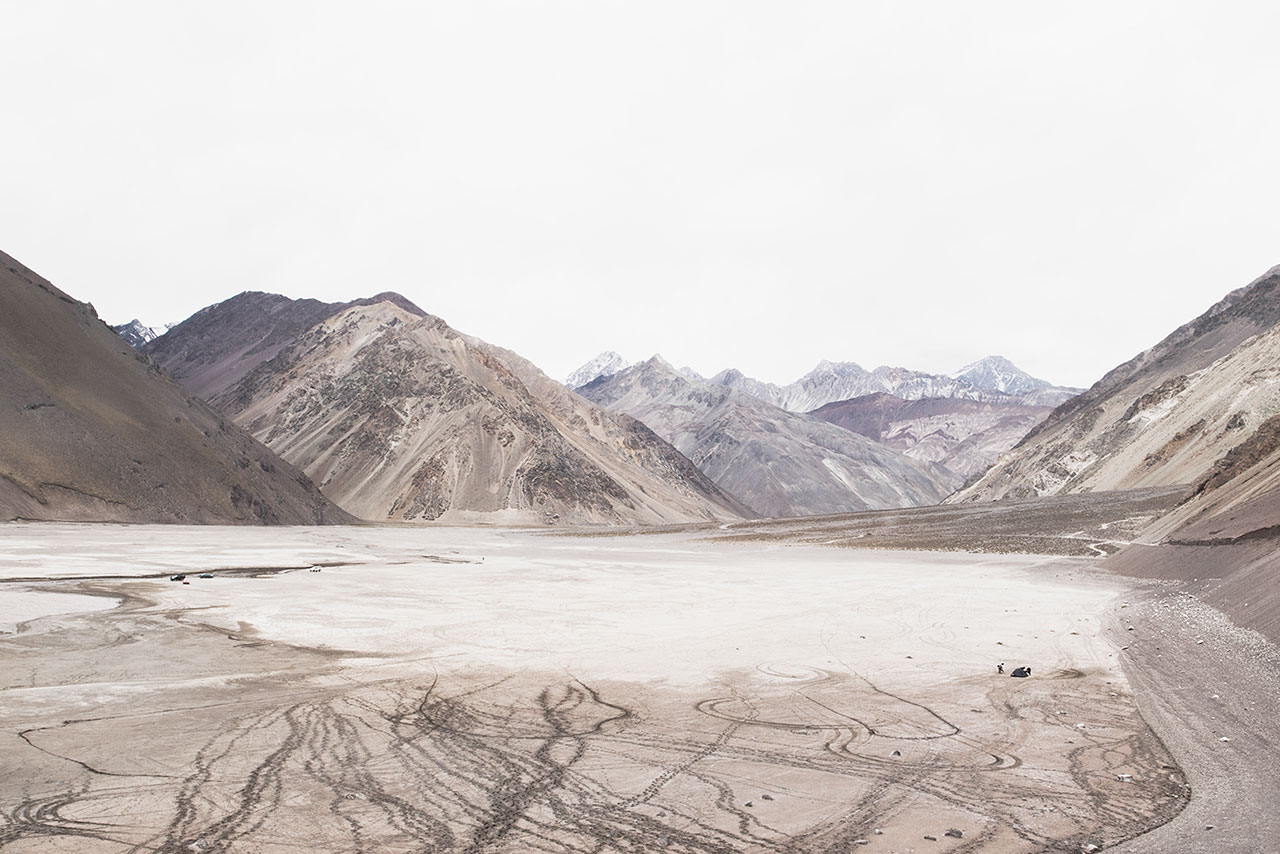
[6,2,1279,388]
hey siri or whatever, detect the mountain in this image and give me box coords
[152,296,748,525]
[949,355,1074,405]
[0,251,352,525]
[113,319,160,348]
[565,351,629,389]
[706,358,1080,412]
[808,392,1054,480]
[576,357,960,518]
[142,290,428,401]
[953,265,1280,504]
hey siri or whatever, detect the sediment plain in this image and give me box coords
[0,521,1243,852]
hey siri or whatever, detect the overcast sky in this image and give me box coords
[5,2,1279,388]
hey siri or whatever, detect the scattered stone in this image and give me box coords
[854,840,869,846]
[924,836,938,842]
[1219,737,1231,742]
[891,750,902,757]
[873,829,883,835]
[945,828,964,838]
[1116,774,1133,782]
[1205,824,1215,830]
[745,801,753,807]
[760,793,773,801]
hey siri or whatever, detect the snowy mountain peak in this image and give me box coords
[113,319,160,348]
[566,351,630,389]
[710,367,746,384]
[950,355,1048,396]
[810,360,866,377]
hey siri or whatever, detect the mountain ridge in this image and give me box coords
[577,356,960,518]
[151,296,749,525]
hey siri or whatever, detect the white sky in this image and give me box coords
[5,2,1279,388]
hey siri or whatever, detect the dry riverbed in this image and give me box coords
[0,523,1225,852]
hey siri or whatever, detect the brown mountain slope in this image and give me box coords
[0,251,352,524]
[142,290,429,401]
[808,392,1052,479]
[952,266,1280,502]
[194,300,747,525]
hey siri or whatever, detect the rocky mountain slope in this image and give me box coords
[703,357,1080,412]
[953,266,1280,504]
[808,392,1053,480]
[576,357,960,518]
[143,291,428,401]
[155,297,748,525]
[0,251,352,525]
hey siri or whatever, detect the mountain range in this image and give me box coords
[576,356,960,518]
[568,355,1080,411]
[145,294,748,525]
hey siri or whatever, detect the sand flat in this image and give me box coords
[0,525,1187,852]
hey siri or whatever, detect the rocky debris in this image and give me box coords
[945,828,964,838]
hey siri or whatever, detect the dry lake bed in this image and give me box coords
[0,524,1201,852]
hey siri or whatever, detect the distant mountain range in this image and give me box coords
[577,356,960,518]
[566,352,1075,490]
[146,294,748,525]
[569,354,1080,411]
[0,252,351,525]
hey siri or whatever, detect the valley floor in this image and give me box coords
[0,522,1270,852]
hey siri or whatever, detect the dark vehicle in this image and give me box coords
[1010,666,1032,678]
[170,574,186,581]
[199,573,213,579]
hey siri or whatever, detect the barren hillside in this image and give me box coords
[0,251,352,525]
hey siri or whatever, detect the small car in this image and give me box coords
[170,574,186,581]
[199,573,213,579]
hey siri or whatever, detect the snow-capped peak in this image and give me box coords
[112,319,160,348]
[566,351,630,389]
[950,355,1047,395]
